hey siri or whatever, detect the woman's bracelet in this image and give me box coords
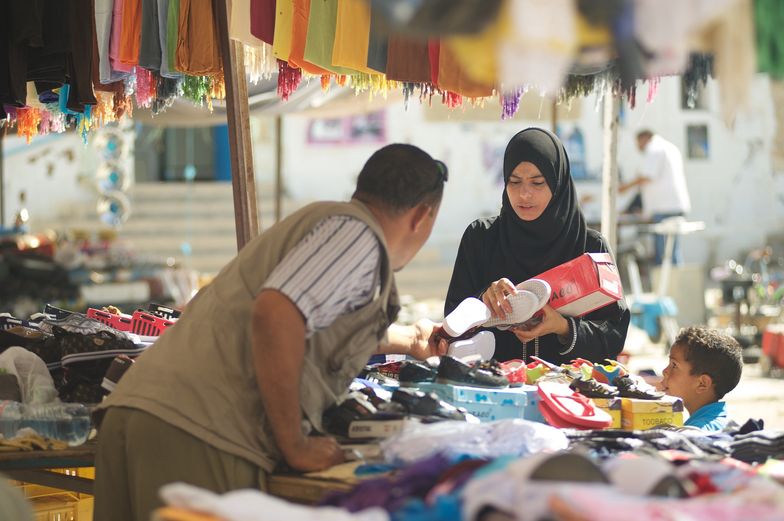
[559,316,578,356]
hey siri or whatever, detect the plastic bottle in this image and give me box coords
[0,401,91,446]
[0,401,22,439]
[21,403,92,446]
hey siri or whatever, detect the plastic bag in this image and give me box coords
[0,346,58,404]
[380,419,568,465]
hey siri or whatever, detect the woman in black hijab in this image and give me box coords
[445,127,630,364]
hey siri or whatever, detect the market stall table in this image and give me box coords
[0,441,352,504]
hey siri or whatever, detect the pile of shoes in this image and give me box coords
[519,356,668,431]
[0,302,179,403]
[322,383,477,440]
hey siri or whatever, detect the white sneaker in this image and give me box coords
[442,297,491,337]
[484,279,552,330]
[447,331,496,361]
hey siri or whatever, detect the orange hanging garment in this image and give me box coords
[437,43,494,98]
[288,0,330,75]
[118,0,143,66]
[176,0,223,76]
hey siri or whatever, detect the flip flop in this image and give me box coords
[538,399,587,429]
[538,381,613,429]
[441,297,491,337]
[447,330,496,361]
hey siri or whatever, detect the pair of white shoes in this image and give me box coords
[443,279,552,361]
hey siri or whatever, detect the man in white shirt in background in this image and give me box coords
[620,129,692,265]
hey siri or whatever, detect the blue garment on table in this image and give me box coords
[685,401,729,432]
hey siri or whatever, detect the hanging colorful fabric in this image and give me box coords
[167,0,181,70]
[428,39,440,85]
[277,59,302,100]
[366,3,389,73]
[135,67,158,108]
[16,107,42,143]
[272,0,294,61]
[332,0,376,74]
[250,0,275,45]
[304,0,354,74]
[442,0,510,88]
[118,0,143,67]
[288,0,331,75]
[437,44,494,98]
[111,0,135,74]
[176,0,223,75]
[386,36,431,83]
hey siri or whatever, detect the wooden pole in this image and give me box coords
[274,115,283,223]
[214,0,259,250]
[600,87,620,254]
[551,98,558,134]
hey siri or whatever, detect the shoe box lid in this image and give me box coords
[417,382,538,407]
[621,395,684,413]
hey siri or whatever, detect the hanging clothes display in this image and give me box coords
[0,0,763,143]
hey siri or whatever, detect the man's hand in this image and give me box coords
[510,305,569,343]
[408,319,449,360]
[281,435,345,472]
[481,278,517,319]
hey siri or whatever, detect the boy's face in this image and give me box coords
[661,343,703,411]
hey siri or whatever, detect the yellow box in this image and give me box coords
[593,397,622,429]
[621,396,684,430]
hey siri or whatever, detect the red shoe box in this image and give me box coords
[131,310,175,337]
[533,253,623,317]
[87,308,133,332]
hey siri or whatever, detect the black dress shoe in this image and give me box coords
[399,360,438,385]
[569,377,620,398]
[391,388,470,421]
[615,375,665,400]
[437,356,508,388]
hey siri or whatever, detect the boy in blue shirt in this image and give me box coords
[661,326,743,431]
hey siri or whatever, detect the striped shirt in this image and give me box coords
[262,215,381,336]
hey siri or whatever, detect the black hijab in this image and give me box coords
[497,127,588,281]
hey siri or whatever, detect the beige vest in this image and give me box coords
[100,201,399,471]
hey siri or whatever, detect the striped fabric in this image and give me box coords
[262,216,381,336]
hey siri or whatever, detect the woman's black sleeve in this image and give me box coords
[444,225,485,316]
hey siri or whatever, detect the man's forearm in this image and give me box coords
[252,292,308,458]
[376,323,414,355]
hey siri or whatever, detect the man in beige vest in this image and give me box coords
[93,144,449,521]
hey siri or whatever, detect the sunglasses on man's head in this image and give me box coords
[435,160,449,184]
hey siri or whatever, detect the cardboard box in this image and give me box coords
[417,383,544,423]
[621,396,684,430]
[593,397,622,429]
[534,253,623,317]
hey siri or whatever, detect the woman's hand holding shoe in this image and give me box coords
[510,304,569,343]
[481,278,517,319]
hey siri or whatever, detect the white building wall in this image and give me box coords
[282,75,784,269]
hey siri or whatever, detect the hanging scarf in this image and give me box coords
[332,0,376,74]
[386,36,431,83]
[304,0,354,74]
[496,127,588,279]
[288,0,331,75]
